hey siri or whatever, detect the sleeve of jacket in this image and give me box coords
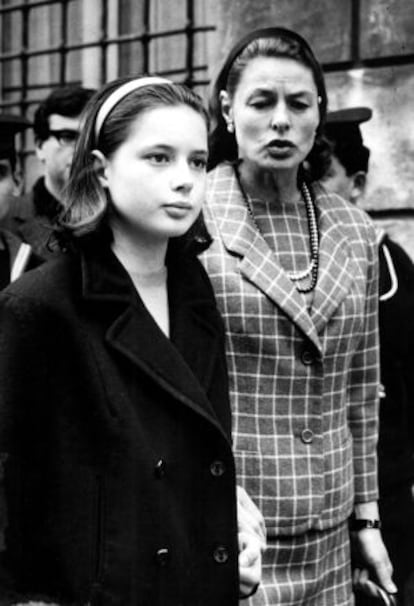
[0,290,57,604]
[347,220,380,504]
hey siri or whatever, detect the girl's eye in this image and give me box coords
[147,153,169,164]
[190,157,207,170]
[0,165,10,179]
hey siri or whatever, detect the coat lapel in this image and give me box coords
[81,243,224,432]
[208,165,322,351]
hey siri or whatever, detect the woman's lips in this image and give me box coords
[266,140,296,157]
[267,139,295,149]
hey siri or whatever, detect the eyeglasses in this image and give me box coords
[48,129,80,147]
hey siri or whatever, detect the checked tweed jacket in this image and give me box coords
[201,162,380,538]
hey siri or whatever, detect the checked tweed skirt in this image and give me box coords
[245,520,354,606]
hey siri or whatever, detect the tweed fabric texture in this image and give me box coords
[247,520,353,605]
[201,162,380,538]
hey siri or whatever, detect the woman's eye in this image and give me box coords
[290,100,310,111]
[249,98,270,109]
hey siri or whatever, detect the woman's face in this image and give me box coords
[221,56,320,175]
[98,104,208,244]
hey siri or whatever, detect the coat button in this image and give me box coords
[213,545,229,564]
[154,459,166,478]
[155,548,170,566]
[301,349,315,365]
[301,428,314,444]
[210,460,225,477]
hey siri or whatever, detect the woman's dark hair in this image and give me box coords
[208,27,329,176]
[59,76,210,252]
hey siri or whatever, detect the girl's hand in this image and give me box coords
[237,485,266,598]
[237,485,266,549]
[238,530,262,599]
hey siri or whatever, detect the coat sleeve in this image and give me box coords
[347,221,380,504]
[0,291,58,604]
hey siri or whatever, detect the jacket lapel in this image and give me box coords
[208,164,322,351]
[81,243,224,432]
[310,191,359,333]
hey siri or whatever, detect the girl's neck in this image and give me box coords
[238,161,301,205]
[110,222,168,277]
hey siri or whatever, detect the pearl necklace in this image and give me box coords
[235,168,319,293]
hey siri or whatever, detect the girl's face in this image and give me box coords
[99,104,208,244]
[221,56,320,176]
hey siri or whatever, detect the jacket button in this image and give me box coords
[155,548,170,566]
[210,460,225,477]
[301,428,314,444]
[301,349,315,365]
[154,459,166,478]
[213,545,229,564]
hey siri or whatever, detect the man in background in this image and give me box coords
[322,106,414,606]
[0,113,38,288]
[8,85,95,259]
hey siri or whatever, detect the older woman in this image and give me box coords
[201,27,396,605]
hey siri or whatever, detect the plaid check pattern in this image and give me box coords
[201,163,380,538]
[248,521,353,605]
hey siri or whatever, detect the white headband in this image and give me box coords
[94,76,172,141]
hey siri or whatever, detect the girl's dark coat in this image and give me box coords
[0,239,239,605]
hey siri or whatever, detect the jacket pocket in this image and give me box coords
[234,446,325,536]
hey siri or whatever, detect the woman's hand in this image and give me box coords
[237,485,266,599]
[351,501,397,599]
[353,528,397,595]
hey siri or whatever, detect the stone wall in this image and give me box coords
[207,0,414,258]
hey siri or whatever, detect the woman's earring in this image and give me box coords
[226,121,234,133]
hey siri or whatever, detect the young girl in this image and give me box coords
[0,77,262,605]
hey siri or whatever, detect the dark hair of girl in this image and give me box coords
[58,76,211,254]
[208,27,329,179]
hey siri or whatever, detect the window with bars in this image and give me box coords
[0,0,215,181]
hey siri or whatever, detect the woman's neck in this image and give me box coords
[238,161,301,205]
[110,222,168,277]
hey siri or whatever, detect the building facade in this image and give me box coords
[1,0,414,251]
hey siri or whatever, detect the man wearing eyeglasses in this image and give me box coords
[8,85,95,260]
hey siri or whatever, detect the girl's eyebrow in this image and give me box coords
[192,149,209,156]
[141,143,208,155]
[141,143,173,150]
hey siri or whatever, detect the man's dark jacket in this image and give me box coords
[0,237,239,605]
[377,234,414,497]
[6,176,62,260]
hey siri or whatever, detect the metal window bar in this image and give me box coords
[0,0,215,115]
[0,0,215,171]
[323,0,414,72]
[1,0,413,114]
